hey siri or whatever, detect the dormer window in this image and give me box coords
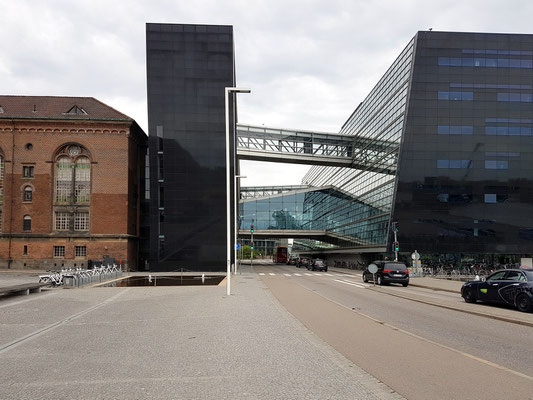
[64,105,88,115]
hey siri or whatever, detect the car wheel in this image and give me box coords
[516,294,533,313]
[402,283,408,287]
[377,275,383,285]
[324,268,328,272]
[362,274,368,283]
[463,288,476,303]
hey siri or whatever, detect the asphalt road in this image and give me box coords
[252,260,533,400]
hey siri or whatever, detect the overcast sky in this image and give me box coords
[2,0,533,186]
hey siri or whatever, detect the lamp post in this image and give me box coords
[234,175,246,275]
[225,87,251,296]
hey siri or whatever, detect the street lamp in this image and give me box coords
[225,87,251,296]
[234,175,246,275]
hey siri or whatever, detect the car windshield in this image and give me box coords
[315,261,324,266]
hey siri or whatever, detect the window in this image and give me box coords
[23,215,31,231]
[485,160,508,170]
[23,245,28,256]
[438,91,473,101]
[439,56,533,69]
[23,166,34,178]
[74,157,90,203]
[53,246,65,258]
[23,187,32,202]
[74,212,89,231]
[75,246,87,258]
[484,194,497,203]
[53,145,91,233]
[55,157,72,203]
[55,212,70,231]
[497,92,533,102]
[437,160,472,169]
[0,154,4,180]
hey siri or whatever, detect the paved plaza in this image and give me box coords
[0,271,403,400]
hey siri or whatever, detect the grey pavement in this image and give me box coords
[0,271,404,400]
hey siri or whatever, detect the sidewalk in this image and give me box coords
[0,272,404,400]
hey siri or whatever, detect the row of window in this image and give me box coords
[436,193,510,204]
[437,125,533,136]
[438,91,473,101]
[462,49,533,56]
[437,91,533,102]
[485,118,533,124]
[486,126,533,136]
[438,57,533,68]
[450,83,532,90]
[436,160,509,169]
[54,245,86,258]
[20,212,90,232]
[497,93,533,102]
[22,245,86,258]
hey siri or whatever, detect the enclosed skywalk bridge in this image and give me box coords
[236,123,398,174]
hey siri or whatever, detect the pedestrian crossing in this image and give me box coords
[258,272,357,278]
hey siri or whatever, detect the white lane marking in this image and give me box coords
[0,291,57,309]
[259,273,265,276]
[304,273,313,276]
[283,273,291,277]
[294,273,302,276]
[324,273,333,276]
[334,279,368,289]
[313,273,323,276]
[269,273,276,276]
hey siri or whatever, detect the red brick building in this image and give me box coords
[0,96,146,271]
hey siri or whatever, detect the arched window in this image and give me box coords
[53,144,91,232]
[23,215,31,231]
[23,186,33,202]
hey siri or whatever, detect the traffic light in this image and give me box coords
[394,241,399,252]
[251,225,254,233]
[250,241,254,250]
[392,222,398,232]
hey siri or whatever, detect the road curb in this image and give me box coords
[408,282,460,294]
[368,286,533,328]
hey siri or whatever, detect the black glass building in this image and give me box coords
[395,31,533,263]
[144,23,236,271]
[298,31,533,265]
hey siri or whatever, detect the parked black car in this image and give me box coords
[362,261,409,286]
[296,257,310,268]
[308,259,328,272]
[461,268,533,312]
[287,256,297,265]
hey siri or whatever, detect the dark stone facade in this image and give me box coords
[144,23,236,271]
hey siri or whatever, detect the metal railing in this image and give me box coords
[39,265,122,288]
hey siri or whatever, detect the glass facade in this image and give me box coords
[144,23,236,271]
[282,31,533,264]
[300,38,415,251]
[395,31,533,260]
[240,186,385,246]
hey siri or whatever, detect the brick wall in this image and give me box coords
[0,119,146,271]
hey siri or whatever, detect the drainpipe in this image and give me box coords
[7,119,15,269]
